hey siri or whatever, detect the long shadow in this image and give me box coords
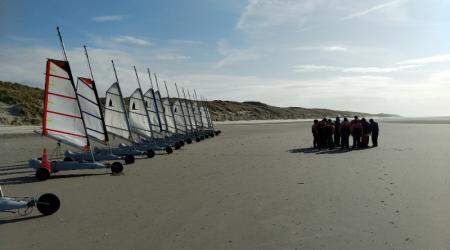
[0,173,109,185]
[288,147,319,154]
[0,214,45,225]
[0,165,29,172]
[0,170,34,176]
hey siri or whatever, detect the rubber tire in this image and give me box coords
[205,134,209,139]
[174,143,181,150]
[165,147,173,154]
[36,193,60,216]
[111,162,124,174]
[63,157,73,161]
[210,133,215,138]
[215,131,220,136]
[147,150,155,158]
[200,136,205,140]
[186,138,192,144]
[36,168,50,181]
[124,155,135,164]
[179,140,185,147]
[195,137,201,142]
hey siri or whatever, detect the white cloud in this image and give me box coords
[295,45,348,52]
[292,64,422,73]
[236,0,324,31]
[215,40,262,68]
[342,0,407,20]
[397,53,450,65]
[92,15,125,22]
[113,36,152,46]
[154,52,190,62]
[168,39,204,46]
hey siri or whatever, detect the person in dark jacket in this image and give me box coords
[361,118,371,148]
[312,120,319,148]
[317,118,327,149]
[351,116,362,149]
[340,117,351,149]
[369,119,379,147]
[334,117,341,147]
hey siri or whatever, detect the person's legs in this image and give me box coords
[372,133,378,147]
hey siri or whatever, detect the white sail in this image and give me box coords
[76,77,107,143]
[173,99,187,133]
[200,105,209,128]
[104,82,132,140]
[143,89,162,133]
[154,90,167,131]
[43,59,89,149]
[162,98,177,134]
[186,101,197,130]
[192,102,203,128]
[129,88,153,139]
[181,100,193,131]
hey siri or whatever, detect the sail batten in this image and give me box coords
[76,77,108,144]
[43,59,89,149]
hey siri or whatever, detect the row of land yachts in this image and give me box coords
[0,28,221,217]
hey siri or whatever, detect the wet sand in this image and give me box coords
[1,121,449,249]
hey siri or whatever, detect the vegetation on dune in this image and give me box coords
[0,81,43,125]
[0,81,398,126]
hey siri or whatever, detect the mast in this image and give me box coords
[193,89,205,128]
[204,96,215,130]
[154,73,169,132]
[164,81,178,133]
[187,89,199,129]
[134,66,154,137]
[111,60,134,142]
[175,83,189,133]
[56,27,92,151]
[84,45,109,143]
[181,87,194,132]
[146,69,162,132]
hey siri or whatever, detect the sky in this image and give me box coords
[1,0,450,117]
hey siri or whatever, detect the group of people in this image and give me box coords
[311,116,379,150]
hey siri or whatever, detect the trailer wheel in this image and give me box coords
[63,156,73,161]
[111,162,124,174]
[174,143,181,150]
[186,138,192,144]
[36,168,50,181]
[165,147,173,154]
[124,155,135,164]
[147,150,155,158]
[195,137,201,142]
[36,193,60,215]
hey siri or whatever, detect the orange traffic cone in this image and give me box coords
[40,148,52,172]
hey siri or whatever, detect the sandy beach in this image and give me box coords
[1,120,449,249]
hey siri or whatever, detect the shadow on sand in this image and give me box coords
[0,214,45,225]
[0,173,109,185]
[289,146,372,155]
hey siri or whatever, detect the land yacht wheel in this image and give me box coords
[36,168,50,181]
[124,155,135,164]
[36,193,60,215]
[111,162,124,174]
[165,147,173,154]
[147,150,155,158]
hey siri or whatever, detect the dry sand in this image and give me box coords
[1,121,450,249]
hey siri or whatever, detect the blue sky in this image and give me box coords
[1,0,450,116]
